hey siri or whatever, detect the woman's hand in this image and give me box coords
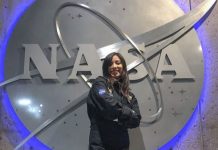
[118,107,141,128]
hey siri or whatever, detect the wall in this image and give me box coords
[1,0,218,149]
[173,0,218,150]
[1,1,30,150]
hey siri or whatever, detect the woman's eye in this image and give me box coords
[116,61,121,65]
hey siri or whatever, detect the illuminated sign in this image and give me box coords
[0,0,216,149]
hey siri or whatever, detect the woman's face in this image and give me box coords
[108,55,123,79]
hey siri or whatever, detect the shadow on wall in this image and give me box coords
[129,128,146,150]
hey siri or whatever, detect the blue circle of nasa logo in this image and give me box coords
[1,0,214,149]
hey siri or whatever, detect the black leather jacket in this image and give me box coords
[87,76,141,150]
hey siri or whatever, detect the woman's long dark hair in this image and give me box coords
[102,52,130,98]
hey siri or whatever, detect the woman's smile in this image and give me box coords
[109,55,123,79]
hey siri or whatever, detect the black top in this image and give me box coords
[87,76,141,150]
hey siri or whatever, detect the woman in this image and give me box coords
[87,52,141,150]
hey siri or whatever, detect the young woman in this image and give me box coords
[87,52,141,150]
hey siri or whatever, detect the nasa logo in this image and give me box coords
[0,0,216,150]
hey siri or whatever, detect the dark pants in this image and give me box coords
[89,145,129,150]
[89,121,129,150]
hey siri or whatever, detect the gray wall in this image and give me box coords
[1,1,26,150]
[0,0,218,150]
[173,0,218,150]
